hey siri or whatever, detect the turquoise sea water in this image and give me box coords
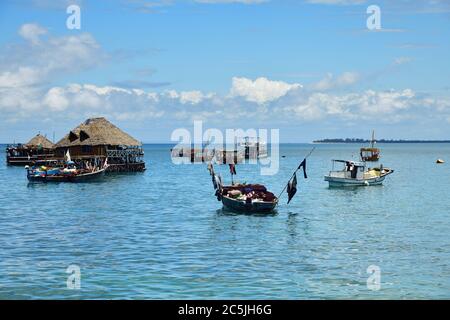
[0,143,449,299]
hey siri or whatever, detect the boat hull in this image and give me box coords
[324,171,393,187]
[325,176,385,187]
[27,169,106,183]
[221,195,277,213]
[361,155,380,162]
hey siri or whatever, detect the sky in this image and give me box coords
[0,0,449,143]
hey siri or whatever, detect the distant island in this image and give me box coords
[313,138,450,143]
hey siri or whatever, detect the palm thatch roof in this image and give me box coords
[25,134,55,149]
[55,117,141,148]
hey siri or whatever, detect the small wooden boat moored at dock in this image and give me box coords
[27,167,106,183]
[324,160,393,187]
[26,155,108,183]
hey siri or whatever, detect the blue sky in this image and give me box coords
[0,0,449,143]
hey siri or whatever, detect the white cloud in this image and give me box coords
[230,77,302,104]
[312,72,359,91]
[393,57,413,65]
[279,88,421,123]
[43,87,69,111]
[0,24,102,89]
[0,67,42,88]
[179,91,203,104]
[0,24,105,122]
[2,23,450,138]
[0,86,41,113]
[18,23,48,45]
[82,84,130,95]
[3,79,447,129]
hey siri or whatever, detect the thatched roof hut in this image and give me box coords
[55,117,141,148]
[54,117,145,172]
[6,133,54,165]
[25,134,54,149]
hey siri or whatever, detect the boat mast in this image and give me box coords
[371,130,375,148]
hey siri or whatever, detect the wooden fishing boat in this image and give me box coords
[27,167,106,183]
[221,195,277,213]
[219,184,278,213]
[209,148,314,214]
[324,160,394,187]
[360,130,380,162]
[360,147,380,162]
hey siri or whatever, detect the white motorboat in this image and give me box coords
[324,160,394,187]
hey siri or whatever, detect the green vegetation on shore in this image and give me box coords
[313,138,450,143]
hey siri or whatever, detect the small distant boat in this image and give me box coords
[170,146,245,164]
[213,149,245,164]
[436,159,445,164]
[239,136,268,159]
[360,130,380,162]
[324,160,394,187]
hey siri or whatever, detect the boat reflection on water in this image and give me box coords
[216,207,278,217]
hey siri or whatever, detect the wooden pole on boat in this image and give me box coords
[371,130,375,149]
[275,147,316,204]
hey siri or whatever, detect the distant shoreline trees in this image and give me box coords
[313,138,450,143]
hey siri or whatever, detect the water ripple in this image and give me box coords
[0,144,449,299]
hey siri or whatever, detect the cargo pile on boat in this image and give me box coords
[222,184,277,203]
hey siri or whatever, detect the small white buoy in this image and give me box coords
[364,181,369,186]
